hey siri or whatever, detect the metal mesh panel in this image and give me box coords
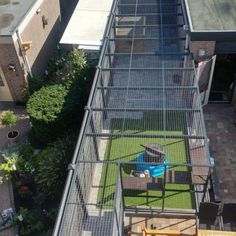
[59,163,120,236]
[54,0,212,234]
[121,162,196,210]
[113,169,124,236]
[101,69,195,86]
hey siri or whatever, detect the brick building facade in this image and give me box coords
[189,41,216,62]
[0,0,61,102]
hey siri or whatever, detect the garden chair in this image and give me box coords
[197,202,220,230]
[220,203,236,231]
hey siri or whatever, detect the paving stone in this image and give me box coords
[217,122,224,129]
[204,104,236,202]
[0,104,30,235]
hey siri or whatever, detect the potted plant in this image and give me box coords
[1,111,18,142]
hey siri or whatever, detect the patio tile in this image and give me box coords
[0,104,30,235]
[217,122,224,129]
[203,104,236,203]
[125,214,196,236]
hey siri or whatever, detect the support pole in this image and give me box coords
[162,165,167,212]
[201,169,211,202]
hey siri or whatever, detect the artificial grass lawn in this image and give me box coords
[97,112,195,209]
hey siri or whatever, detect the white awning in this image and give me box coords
[60,0,113,50]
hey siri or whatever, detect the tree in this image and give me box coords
[50,49,88,82]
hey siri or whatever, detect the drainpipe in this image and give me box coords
[16,29,33,77]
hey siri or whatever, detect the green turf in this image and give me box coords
[97,111,195,210]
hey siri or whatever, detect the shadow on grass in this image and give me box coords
[124,188,194,209]
[97,191,115,205]
[110,111,186,132]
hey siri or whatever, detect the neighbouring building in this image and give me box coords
[0,0,61,102]
[59,0,113,61]
[184,0,236,107]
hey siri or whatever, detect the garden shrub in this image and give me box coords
[0,156,17,181]
[9,48,96,234]
[35,135,76,202]
[1,110,17,127]
[14,207,44,236]
[0,140,37,180]
[27,83,81,144]
[28,75,45,94]
[54,49,88,81]
[46,49,89,86]
[14,207,57,236]
[26,49,96,144]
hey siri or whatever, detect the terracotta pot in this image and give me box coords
[7,130,19,143]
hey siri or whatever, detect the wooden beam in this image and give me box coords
[142,228,181,235]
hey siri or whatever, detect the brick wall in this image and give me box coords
[19,0,61,75]
[0,44,26,101]
[189,41,216,62]
[0,0,61,101]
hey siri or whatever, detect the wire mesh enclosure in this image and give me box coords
[53,0,212,235]
[58,162,123,236]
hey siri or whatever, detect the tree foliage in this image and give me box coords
[14,207,44,236]
[0,140,37,181]
[28,75,45,94]
[27,83,81,144]
[35,135,76,202]
[15,48,96,233]
[26,49,93,144]
[48,49,88,82]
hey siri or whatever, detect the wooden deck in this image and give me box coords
[124,213,196,236]
[190,146,210,184]
[198,229,236,236]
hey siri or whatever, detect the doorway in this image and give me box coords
[209,54,236,103]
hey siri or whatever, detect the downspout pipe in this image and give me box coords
[16,29,33,78]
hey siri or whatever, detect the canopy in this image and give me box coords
[60,0,113,50]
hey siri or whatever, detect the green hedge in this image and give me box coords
[27,83,81,144]
[26,49,94,145]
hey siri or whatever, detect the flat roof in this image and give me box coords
[185,0,236,32]
[0,0,37,36]
[60,0,113,50]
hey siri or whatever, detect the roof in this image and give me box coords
[185,0,236,32]
[0,0,37,36]
[185,0,236,41]
[60,0,113,50]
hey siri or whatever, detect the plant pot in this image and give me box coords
[7,130,19,143]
